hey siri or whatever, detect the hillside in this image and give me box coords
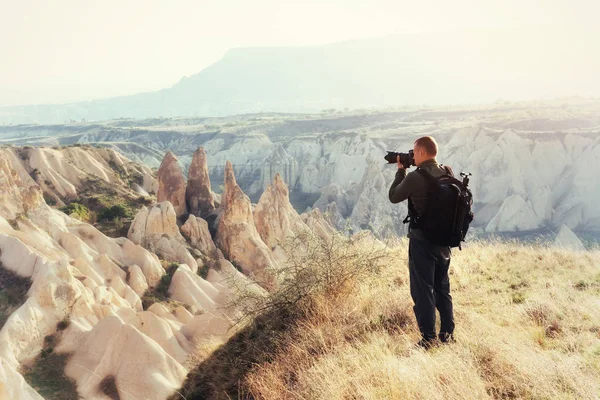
[0,145,158,237]
[1,27,600,124]
[0,144,598,399]
[2,99,600,243]
[0,145,335,400]
[174,237,600,399]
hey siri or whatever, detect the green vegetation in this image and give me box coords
[60,202,90,222]
[198,263,210,279]
[57,318,70,331]
[58,176,153,237]
[16,147,31,161]
[141,263,179,310]
[21,320,78,400]
[29,168,41,182]
[97,204,134,222]
[22,353,78,400]
[43,193,57,206]
[108,157,144,189]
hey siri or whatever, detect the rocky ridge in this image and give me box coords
[4,102,598,242]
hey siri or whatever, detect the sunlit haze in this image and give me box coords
[1,0,598,106]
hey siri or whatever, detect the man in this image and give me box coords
[388,136,455,349]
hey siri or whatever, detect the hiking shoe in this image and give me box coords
[439,332,455,344]
[416,337,437,350]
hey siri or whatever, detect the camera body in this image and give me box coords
[384,150,415,168]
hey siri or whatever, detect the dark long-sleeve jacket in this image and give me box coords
[388,158,453,239]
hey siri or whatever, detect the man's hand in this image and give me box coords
[397,155,405,170]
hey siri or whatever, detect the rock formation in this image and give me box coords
[313,183,352,219]
[168,264,224,312]
[349,158,406,238]
[157,151,187,217]
[181,215,218,259]
[0,357,44,400]
[247,143,298,196]
[216,161,279,287]
[128,202,199,272]
[324,202,347,231]
[253,173,308,250]
[5,104,600,237]
[3,146,156,207]
[186,147,215,218]
[300,207,336,241]
[0,147,262,400]
[554,225,586,251]
[64,315,188,400]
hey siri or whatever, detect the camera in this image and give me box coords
[384,150,415,168]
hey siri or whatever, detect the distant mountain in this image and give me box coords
[2,27,599,123]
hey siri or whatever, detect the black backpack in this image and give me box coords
[405,166,474,249]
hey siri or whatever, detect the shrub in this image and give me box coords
[57,318,70,331]
[22,352,78,400]
[29,168,41,182]
[172,231,390,400]
[21,316,78,399]
[60,202,90,222]
[43,193,57,206]
[174,238,600,400]
[198,264,210,279]
[97,204,133,222]
[231,230,388,325]
[141,263,179,310]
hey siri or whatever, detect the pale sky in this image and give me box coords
[0,0,596,106]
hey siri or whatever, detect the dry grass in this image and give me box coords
[176,237,600,400]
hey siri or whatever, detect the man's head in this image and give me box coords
[413,136,438,166]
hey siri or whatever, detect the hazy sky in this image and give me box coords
[0,0,596,106]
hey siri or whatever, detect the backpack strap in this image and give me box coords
[416,167,438,185]
[418,166,455,181]
[403,198,417,225]
[443,165,454,177]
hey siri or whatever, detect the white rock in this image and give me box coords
[168,265,223,313]
[554,225,586,251]
[181,215,218,259]
[65,316,187,400]
[128,202,198,272]
[485,194,539,232]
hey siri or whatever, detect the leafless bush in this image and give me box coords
[228,230,389,327]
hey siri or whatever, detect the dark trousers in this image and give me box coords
[408,238,454,339]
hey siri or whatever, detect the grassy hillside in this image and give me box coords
[174,235,600,399]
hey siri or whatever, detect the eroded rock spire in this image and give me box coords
[186,147,215,218]
[157,151,187,217]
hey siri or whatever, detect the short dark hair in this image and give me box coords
[414,136,438,156]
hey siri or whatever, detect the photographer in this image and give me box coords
[388,136,455,349]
